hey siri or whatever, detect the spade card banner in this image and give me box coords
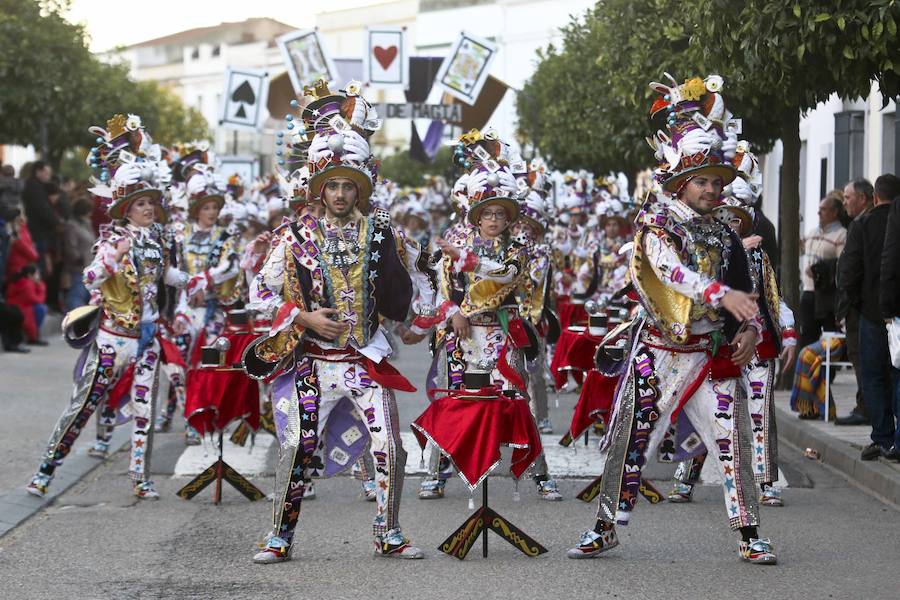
[221,67,269,131]
[433,31,498,106]
[362,26,407,89]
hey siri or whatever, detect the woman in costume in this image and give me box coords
[26,115,204,499]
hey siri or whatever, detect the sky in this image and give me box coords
[66,0,389,52]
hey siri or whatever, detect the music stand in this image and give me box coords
[414,381,549,560]
[176,330,266,504]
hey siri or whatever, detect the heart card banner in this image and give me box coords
[433,31,498,106]
[277,28,339,93]
[362,26,408,89]
[220,67,269,131]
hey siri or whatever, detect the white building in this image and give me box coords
[760,83,898,240]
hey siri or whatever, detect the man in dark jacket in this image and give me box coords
[21,161,59,276]
[840,174,900,461]
[879,177,900,461]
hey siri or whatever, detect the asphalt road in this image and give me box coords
[1,335,898,600]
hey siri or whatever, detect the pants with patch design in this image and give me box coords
[37,328,160,482]
[675,358,778,486]
[271,358,406,543]
[597,338,760,531]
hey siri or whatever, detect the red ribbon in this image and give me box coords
[362,357,417,393]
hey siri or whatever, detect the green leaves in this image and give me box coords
[0,1,208,166]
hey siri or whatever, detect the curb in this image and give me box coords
[0,427,131,539]
[775,406,900,508]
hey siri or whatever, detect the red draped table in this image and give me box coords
[176,328,265,504]
[412,387,548,559]
[550,326,603,389]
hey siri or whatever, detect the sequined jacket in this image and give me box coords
[249,208,435,362]
[629,198,754,344]
[83,223,194,335]
[435,229,528,327]
[179,222,243,307]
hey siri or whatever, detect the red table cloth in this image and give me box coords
[185,331,260,436]
[412,391,542,489]
[557,296,588,329]
[567,369,619,440]
[550,327,603,389]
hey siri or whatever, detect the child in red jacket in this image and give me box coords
[5,265,48,345]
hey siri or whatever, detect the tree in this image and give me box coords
[516,0,780,180]
[688,0,900,311]
[379,146,454,187]
[0,1,209,169]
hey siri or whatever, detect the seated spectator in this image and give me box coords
[62,197,95,311]
[5,264,47,346]
[790,337,842,420]
[799,191,846,348]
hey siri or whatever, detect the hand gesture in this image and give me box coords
[252,231,272,254]
[436,237,460,261]
[730,327,758,366]
[451,312,470,339]
[297,308,348,341]
[720,290,759,321]
[779,344,797,378]
[114,237,132,261]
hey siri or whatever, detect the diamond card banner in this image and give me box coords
[433,31,498,106]
[277,29,339,93]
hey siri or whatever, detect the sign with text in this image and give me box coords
[377,102,462,122]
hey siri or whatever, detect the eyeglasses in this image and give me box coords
[480,210,508,221]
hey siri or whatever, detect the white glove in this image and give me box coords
[307,134,333,163]
[341,130,370,164]
[113,162,141,187]
[466,170,488,198]
[722,131,738,160]
[725,176,754,203]
[678,128,720,156]
[186,173,206,196]
[495,169,518,195]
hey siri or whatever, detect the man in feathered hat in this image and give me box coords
[26,115,206,500]
[567,75,778,565]
[245,81,436,563]
[667,143,797,509]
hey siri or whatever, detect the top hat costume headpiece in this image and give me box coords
[646,73,737,193]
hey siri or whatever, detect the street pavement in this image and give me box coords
[1,334,899,599]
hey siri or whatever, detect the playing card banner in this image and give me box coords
[434,31,498,106]
[220,67,269,131]
[362,26,407,89]
[277,29,339,93]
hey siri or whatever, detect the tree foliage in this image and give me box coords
[519,0,900,310]
[380,146,454,187]
[0,0,209,168]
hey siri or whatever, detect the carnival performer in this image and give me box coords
[667,146,797,508]
[566,74,778,565]
[246,81,435,563]
[26,114,205,500]
[515,161,555,435]
[418,130,562,501]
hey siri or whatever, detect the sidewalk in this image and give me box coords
[774,370,900,507]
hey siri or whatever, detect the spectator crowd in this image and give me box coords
[0,161,99,353]
[792,174,900,463]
